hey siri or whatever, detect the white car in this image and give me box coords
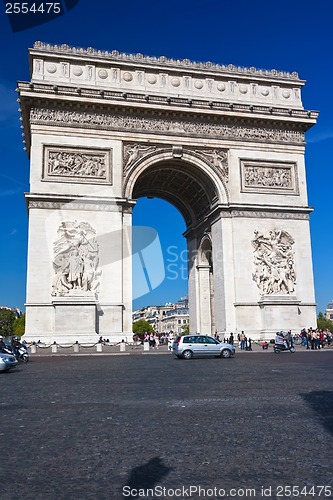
[172,334,236,360]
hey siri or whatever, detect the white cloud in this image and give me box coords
[307,130,333,144]
[0,187,22,197]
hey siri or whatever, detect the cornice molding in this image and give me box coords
[25,193,135,212]
[32,42,302,82]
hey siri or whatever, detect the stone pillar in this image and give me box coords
[122,208,133,336]
[187,235,198,334]
[196,264,212,333]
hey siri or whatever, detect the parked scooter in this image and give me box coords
[274,332,296,353]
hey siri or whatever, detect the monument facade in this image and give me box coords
[18,42,318,343]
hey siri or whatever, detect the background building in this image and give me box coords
[326,301,333,321]
[132,296,189,333]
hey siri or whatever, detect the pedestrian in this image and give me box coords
[167,331,174,351]
[229,333,234,346]
[0,335,7,353]
[240,331,246,350]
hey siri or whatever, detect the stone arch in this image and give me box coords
[198,233,213,266]
[19,43,317,344]
[123,148,228,228]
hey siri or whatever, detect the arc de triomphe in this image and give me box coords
[18,42,318,344]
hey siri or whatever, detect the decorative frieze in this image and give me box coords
[43,146,112,184]
[240,160,298,195]
[27,200,122,212]
[30,107,305,145]
[252,229,296,296]
[228,210,309,220]
[51,220,101,297]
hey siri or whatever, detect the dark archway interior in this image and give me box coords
[132,160,218,228]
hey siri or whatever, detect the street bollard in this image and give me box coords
[96,343,103,352]
[30,344,37,354]
[120,341,126,352]
[143,342,149,351]
[51,343,57,353]
[74,343,80,353]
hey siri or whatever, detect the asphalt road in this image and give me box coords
[1,351,333,500]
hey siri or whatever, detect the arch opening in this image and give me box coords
[131,159,219,229]
[131,158,219,335]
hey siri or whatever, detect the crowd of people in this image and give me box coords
[132,331,175,350]
[299,327,332,349]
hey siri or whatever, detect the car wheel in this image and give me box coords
[182,350,193,360]
[220,349,231,359]
[290,347,296,353]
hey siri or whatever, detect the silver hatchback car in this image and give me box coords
[172,334,235,360]
[0,352,18,372]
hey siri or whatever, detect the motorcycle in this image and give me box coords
[15,344,29,363]
[274,332,295,353]
[3,343,29,363]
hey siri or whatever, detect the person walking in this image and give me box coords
[240,331,246,350]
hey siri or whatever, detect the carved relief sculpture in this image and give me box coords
[252,229,296,295]
[244,166,291,188]
[123,143,157,173]
[51,221,101,297]
[44,146,112,184]
[241,161,297,194]
[196,149,228,180]
[31,108,305,145]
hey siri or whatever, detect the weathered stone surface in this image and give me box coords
[18,43,317,344]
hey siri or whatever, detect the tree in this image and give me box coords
[132,319,154,335]
[0,309,16,338]
[317,312,333,333]
[13,313,25,338]
[180,323,190,335]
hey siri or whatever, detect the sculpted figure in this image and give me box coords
[51,221,101,296]
[124,144,156,170]
[198,149,228,178]
[252,229,296,295]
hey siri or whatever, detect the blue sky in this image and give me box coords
[0,0,332,314]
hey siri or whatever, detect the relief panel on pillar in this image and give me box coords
[251,229,296,297]
[42,145,113,185]
[51,220,101,298]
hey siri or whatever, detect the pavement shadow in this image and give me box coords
[301,390,333,435]
[121,456,172,497]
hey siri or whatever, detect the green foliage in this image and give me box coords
[0,309,16,338]
[180,323,190,335]
[132,319,154,335]
[13,313,25,338]
[317,312,333,333]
